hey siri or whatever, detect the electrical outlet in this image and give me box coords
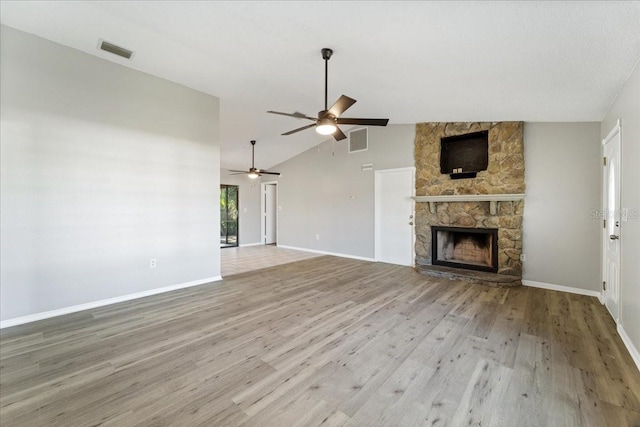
[520,254,526,262]
[316,233,320,240]
[150,259,157,268]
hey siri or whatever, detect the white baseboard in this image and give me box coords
[617,324,640,373]
[277,245,376,262]
[0,276,223,329]
[522,280,602,299]
[239,242,262,247]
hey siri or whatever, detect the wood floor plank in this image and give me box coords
[346,357,436,426]
[451,358,513,427]
[1,253,639,426]
[497,332,553,427]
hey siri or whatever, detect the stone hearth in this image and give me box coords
[414,121,525,285]
[416,264,521,288]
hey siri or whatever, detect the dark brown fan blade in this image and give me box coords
[260,171,281,176]
[267,111,316,121]
[228,169,249,173]
[327,95,357,118]
[282,123,317,136]
[293,111,315,119]
[336,118,389,126]
[333,127,347,141]
[229,172,248,175]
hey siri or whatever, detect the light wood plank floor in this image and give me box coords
[221,245,321,277]
[1,257,639,426]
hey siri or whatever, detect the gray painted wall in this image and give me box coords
[522,122,602,290]
[221,169,261,245]
[601,60,640,358]
[270,125,415,258]
[271,121,604,294]
[0,26,221,321]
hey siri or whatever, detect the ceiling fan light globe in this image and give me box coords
[248,172,260,179]
[316,119,337,135]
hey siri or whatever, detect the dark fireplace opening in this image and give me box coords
[431,226,498,273]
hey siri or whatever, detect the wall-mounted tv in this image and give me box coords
[440,130,489,179]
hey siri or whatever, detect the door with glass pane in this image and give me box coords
[220,185,239,248]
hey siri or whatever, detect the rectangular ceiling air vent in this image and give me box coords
[98,39,134,59]
[349,128,368,153]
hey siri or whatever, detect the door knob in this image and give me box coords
[409,222,414,226]
[610,234,620,240]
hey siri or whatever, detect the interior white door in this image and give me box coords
[603,124,621,321]
[264,184,277,245]
[375,168,415,266]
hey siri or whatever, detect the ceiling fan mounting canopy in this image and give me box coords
[267,47,389,141]
[228,140,280,178]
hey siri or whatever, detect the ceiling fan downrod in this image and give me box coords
[250,140,256,169]
[321,48,333,112]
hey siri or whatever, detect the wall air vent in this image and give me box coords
[98,39,134,60]
[349,128,368,153]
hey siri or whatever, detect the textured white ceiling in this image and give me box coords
[1,1,639,170]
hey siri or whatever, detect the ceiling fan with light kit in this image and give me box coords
[228,140,280,179]
[268,48,389,141]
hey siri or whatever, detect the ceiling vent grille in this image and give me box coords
[98,40,134,59]
[349,128,368,153]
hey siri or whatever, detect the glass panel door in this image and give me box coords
[220,185,239,247]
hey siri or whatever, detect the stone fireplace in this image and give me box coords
[413,122,525,287]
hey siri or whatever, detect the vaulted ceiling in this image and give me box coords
[1,1,639,170]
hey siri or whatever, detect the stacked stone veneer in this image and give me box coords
[414,122,525,277]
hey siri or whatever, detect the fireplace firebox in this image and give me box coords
[431,226,498,273]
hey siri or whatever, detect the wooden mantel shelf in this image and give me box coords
[411,194,525,215]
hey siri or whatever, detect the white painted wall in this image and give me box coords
[601,60,640,360]
[220,169,261,245]
[270,125,416,259]
[522,122,602,291]
[0,26,221,322]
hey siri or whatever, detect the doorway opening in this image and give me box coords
[261,182,278,245]
[220,184,239,248]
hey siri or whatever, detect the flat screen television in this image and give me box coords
[440,130,488,179]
